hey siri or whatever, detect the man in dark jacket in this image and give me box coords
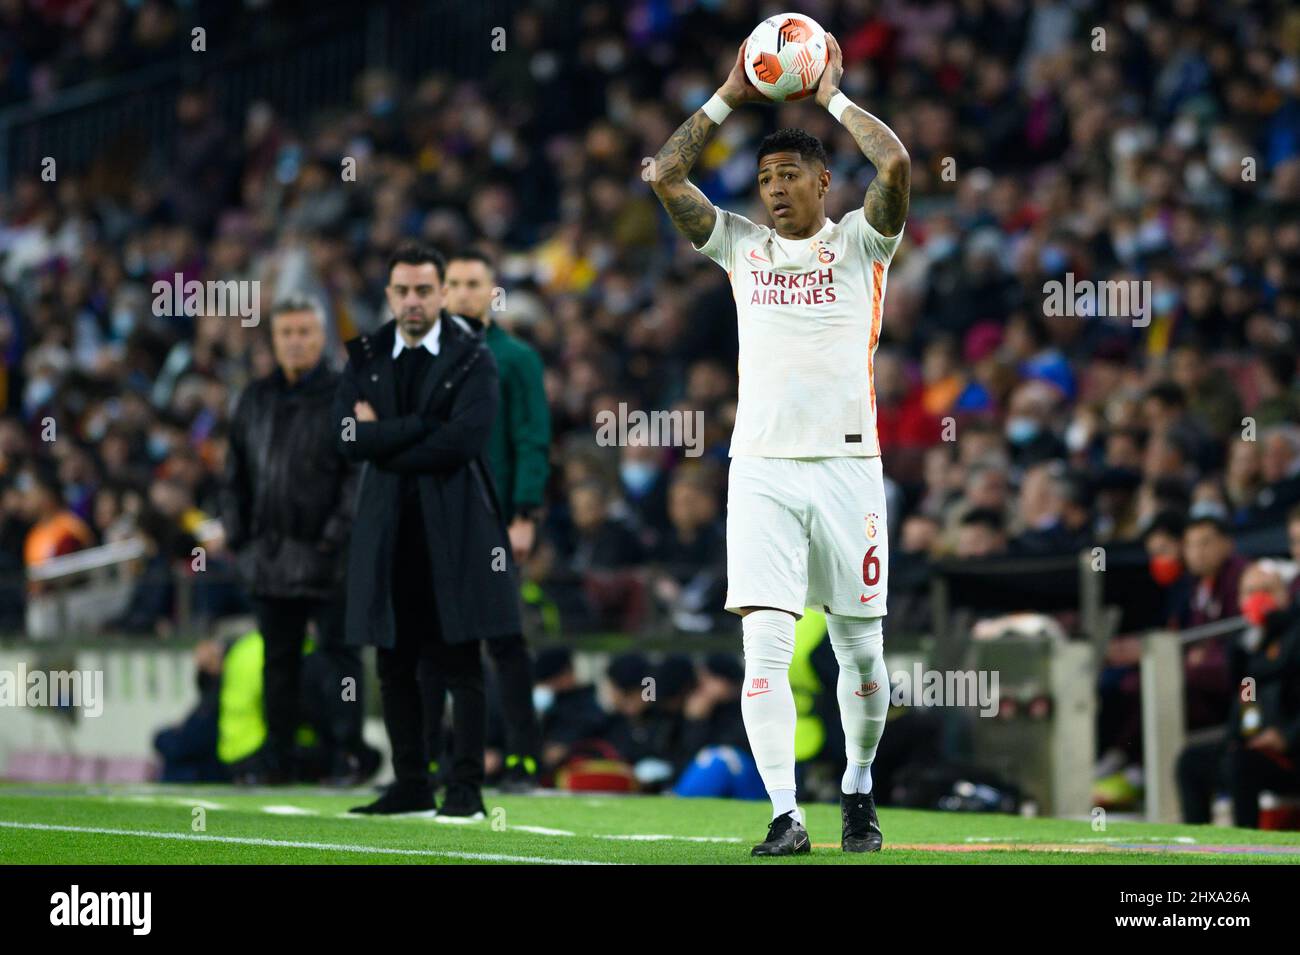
[221,296,362,784]
[600,652,681,771]
[533,647,607,775]
[1178,559,1300,827]
[1177,516,1247,730]
[421,249,551,792]
[335,244,521,817]
[154,640,227,783]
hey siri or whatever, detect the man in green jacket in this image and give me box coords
[421,248,552,793]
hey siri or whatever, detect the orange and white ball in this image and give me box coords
[743,13,829,102]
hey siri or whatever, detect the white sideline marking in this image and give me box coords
[118,796,229,811]
[964,835,1198,845]
[503,827,741,843]
[0,820,615,865]
[594,833,743,843]
[262,805,316,816]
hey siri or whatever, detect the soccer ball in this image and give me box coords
[743,13,829,102]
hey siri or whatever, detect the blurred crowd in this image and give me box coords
[0,0,350,107]
[2,0,1300,798]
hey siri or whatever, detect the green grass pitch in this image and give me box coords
[3,783,1300,864]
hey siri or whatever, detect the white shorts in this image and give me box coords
[725,456,889,619]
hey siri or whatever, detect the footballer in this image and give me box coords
[649,34,910,856]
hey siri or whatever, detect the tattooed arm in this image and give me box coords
[844,107,911,237]
[815,34,911,237]
[649,110,719,246]
[650,42,769,245]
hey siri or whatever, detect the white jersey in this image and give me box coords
[694,206,903,458]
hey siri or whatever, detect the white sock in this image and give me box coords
[740,609,799,819]
[842,763,873,795]
[770,789,799,822]
[827,615,888,795]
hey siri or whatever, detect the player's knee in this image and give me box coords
[741,608,796,669]
[826,615,884,673]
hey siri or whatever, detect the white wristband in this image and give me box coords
[702,93,733,125]
[826,91,855,123]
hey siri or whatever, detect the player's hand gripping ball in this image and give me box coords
[743,13,829,102]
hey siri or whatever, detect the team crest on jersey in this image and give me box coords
[812,239,835,264]
[865,512,880,540]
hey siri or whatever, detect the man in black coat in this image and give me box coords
[335,244,521,817]
[221,296,363,784]
[421,249,550,794]
[1178,559,1300,827]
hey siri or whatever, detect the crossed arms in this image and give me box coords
[332,352,499,475]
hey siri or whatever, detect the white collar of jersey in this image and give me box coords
[769,216,835,244]
[392,319,441,357]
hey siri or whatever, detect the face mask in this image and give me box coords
[606,288,636,316]
[680,85,710,114]
[1184,162,1210,191]
[620,461,659,498]
[274,145,303,186]
[1209,140,1236,171]
[595,41,624,72]
[124,247,147,278]
[490,132,517,165]
[1188,500,1229,523]
[1275,59,1299,88]
[24,377,55,411]
[1113,128,1143,158]
[927,234,957,260]
[1149,554,1183,587]
[85,412,109,442]
[532,686,555,715]
[1005,416,1040,445]
[1113,233,1139,264]
[1038,245,1068,275]
[531,51,560,82]
[1065,420,1090,453]
[1241,591,1280,628]
[112,306,136,338]
[1172,116,1198,149]
[147,433,172,461]
[1153,290,1179,313]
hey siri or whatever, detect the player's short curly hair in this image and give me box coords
[756,128,828,168]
